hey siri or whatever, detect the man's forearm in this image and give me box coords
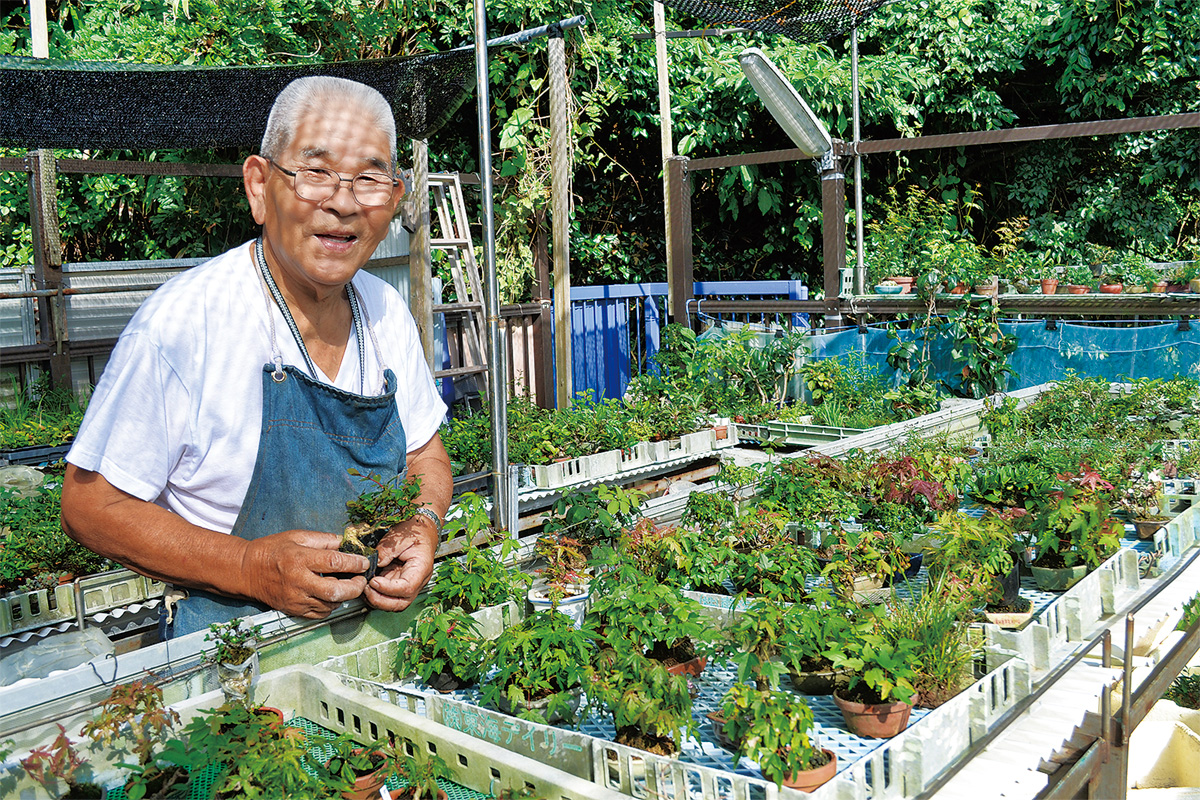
[61,464,255,598]
[407,432,453,523]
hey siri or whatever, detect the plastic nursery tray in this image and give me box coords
[2,665,625,800]
[0,568,164,638]
[732,419,867,447]
[0,442,72,466]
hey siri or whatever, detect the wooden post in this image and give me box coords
[28,150,71,390]
[408,140,435,372]
[666,155,693,325]
[549,31,573,408]
[532,224,555,409]
[820,147,845,329]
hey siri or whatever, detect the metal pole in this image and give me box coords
[654,1,677,320]
[549,31,573,409]
[851,28,865,296]
[473,0,510,530]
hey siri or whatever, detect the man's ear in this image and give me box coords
[243,155,270,225]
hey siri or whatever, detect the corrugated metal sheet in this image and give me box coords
[62,258,205,341]
[0,267,34,348]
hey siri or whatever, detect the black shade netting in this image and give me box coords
[659,0,891,42]
[0,49,476,150]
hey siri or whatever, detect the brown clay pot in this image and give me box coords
[665,654,708,678]
[1191,278,1200,293]
[886,275,915,294]
[1098,283,1123,294]
[949,282,969,294]
[329,750,389,800]
[781,748,838,794]
[1040,278,1059,295]
[833,690,914,739]
[1150,281,1168,293]
[1067,284,1090,294]
[389,789,449,800]
[1134,518,1168,540]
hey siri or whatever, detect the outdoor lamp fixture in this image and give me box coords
[739,47,832,159]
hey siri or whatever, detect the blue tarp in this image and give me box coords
[806,321,1200,390]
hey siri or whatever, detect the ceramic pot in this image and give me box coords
[1134,518,1168,540]
[781,749,838,794]
[527,582,589,627]
[1125,284,1146,294]
[788,666,848,695]
[337,755,388,800]
[706,711,738,751]
[665,654,708,678]
[1067,284,1090,294]
[1190,278,1200,293]
[973,280,999,297]
[1030,563,1088,591]
[1151,281,1168,293]
[1040,278,1059,294]
[886,275,915,294]
[833,690,914,738]
[1098,283,1123,294]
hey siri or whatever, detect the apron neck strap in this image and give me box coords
[254,237,367,393]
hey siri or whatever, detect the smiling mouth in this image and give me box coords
[316,233,357,243]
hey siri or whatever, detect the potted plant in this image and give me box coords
[924,510,1029,624]
[394,605,493,692]
[723,595,795,691]
[1063,264,1095,293]
[320,735,391,800]
[341,469,422,580]
[588,560,719,677]
[526,533,590,625]
[480,609,594,724]
[163,702,325,799]
[20,724,104,799]
[884,588,976,708]
[818,527,910,602]
[81,678,184,799]
[432,494,531,613]
[716,683,837,793]
[382,744,453,800]
[729,534,820,602]
[587,644,697,756]
[781,587,854,695]
[830,616,921,738]
[1118,473,1171,540]
[205,618,265,704]
[1097,270,1124,293]
[1029,468,1124,590]
[1038,264,1061,295]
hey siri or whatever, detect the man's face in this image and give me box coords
[245,101,401,299]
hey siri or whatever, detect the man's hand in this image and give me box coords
[364,515,438,612]
[240,530,369,618]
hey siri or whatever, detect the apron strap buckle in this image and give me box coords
[271,357,286,383]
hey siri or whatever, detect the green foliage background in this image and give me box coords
[2,0,1198,300]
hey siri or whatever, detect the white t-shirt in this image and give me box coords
[67,241,447,534]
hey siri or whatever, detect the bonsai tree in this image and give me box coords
[20,724,103,799]
[717,683,834,791]
[530,533,589,606]
[383,743,454,800]
[480,609,595,724]
[204,618,264,703]
[586,645,696,756]
[541,484,645,556]
[80,678,183,799]
[780,587,854,680]
[588,560,720,669]
[394,605,493,692]
[431,495,531,613]
[831,616,921,706]
[724,595,795,690]
[319,734,390,798]
[924,511,1018,607]
[342,469,422,578]
[1031,468,1123,571]
[818,527,910,601]
[161,703,328,799]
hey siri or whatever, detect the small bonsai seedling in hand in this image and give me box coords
[342,469,422,580]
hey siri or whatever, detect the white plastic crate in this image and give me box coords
[531,449,622,489]
[617,441,653,473]
[2,665,625,800]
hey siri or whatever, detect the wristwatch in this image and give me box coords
[412,507,444,539]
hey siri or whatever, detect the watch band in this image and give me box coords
[412,507,444,539]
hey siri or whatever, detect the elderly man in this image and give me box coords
[61,76,451,638]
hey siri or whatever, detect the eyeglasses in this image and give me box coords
[268,160,398,207]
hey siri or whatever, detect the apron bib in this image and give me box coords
[163,241,407,639]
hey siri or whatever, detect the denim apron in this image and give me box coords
[163,239,407,639]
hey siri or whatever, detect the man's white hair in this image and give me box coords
[260,76,397,168]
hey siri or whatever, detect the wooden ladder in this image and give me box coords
[428,173,489,399]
